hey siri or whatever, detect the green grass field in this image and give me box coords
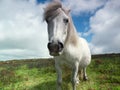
[0,55,120,90]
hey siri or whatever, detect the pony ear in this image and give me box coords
[66,8,71,14]
[68,9,71,13]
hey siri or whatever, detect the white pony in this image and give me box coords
[44,1,91,90]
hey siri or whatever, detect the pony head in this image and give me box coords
[44,1,70,56]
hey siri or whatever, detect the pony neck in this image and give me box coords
[65,16,79,46]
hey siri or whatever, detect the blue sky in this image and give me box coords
[72,13,92,42]
[0,0,120,60]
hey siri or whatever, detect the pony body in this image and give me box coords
[44,1,91,90]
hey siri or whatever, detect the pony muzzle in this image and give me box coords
[47,42,64,56]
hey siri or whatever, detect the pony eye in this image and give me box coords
[63,18,69,24]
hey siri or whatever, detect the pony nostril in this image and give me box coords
[58,42,64,51]
[47,42,52,50]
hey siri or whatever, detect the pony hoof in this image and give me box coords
[76,81,79,84]
[83,76,88,81]
[76,80,80,85]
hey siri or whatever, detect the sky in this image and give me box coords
[0,0,120,60]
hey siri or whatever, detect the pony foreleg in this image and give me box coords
[71,63,79,90]
[83,67,88,81]
[55,62,62,90]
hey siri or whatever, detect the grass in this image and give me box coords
[0,55,120,90]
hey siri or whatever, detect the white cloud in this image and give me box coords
[63,0,106,15]
[88,0,120,54]
[1,0,119,60]
[0,0,50,60]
